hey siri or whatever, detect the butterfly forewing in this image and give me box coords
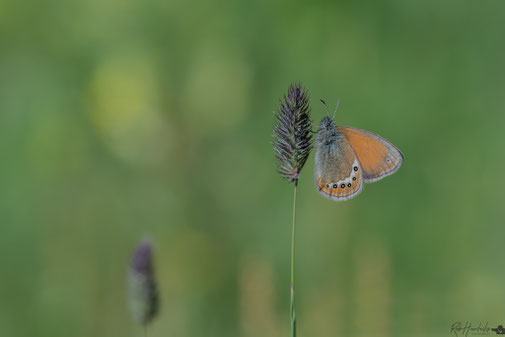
[338,126,403,182]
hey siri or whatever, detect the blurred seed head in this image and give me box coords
[128,238,159,326]
[273,83,313,182]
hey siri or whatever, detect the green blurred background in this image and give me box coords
[1,0,505,336]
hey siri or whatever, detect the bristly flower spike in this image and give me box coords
[128,238,159,327]
[273,83,313,182]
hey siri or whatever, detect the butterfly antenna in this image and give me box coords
[320,99,330,117]
[332,98,340,119]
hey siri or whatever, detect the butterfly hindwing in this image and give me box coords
[338,126,403,182]
[316,158,364,201]
[314,126,364,201]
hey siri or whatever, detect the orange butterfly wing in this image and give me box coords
[338,126,403,183]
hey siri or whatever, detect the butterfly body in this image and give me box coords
[315,117,403,202]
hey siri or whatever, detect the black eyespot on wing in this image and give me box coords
[333,184,338,188]
[354,166,358,171]
[347,183,352,187]
[341,184,345,188]
[326,184,329,188]
[352,177,357,181]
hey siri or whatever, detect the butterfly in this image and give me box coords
[314,100,403,201]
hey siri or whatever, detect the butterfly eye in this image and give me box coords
[341,183,345,188]
[332,184,338,189]
[354,166,358,171]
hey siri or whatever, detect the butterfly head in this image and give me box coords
[317,99,340,146]
[320,116,335,129]
[316,116,340,146]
